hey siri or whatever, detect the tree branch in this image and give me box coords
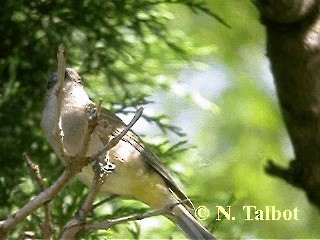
[256,0,320,207]
[254,0,317,23]
[24,152,54,240]
[60,174,103,239]
[88,107,144,163]
[83,201,181,232]
[54,44,68,160]
[90,195,119,215]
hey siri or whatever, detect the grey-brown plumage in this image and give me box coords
[41,68,216,240]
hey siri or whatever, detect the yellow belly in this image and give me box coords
[77,139,174,209]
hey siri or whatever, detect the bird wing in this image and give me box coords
[96,106,193,209]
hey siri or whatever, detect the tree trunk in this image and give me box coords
[255,0,320,207]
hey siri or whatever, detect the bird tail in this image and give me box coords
[172,204,216,240]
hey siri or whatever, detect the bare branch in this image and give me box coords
[60,171,103,239]
[24,152,54,240]
[88,107,144,162]
[90,195,119,215]
[24,152,47,192]
[54,44,67,159]
[83,201,182,231]
[77,101,102,160]
[256,0,320,207]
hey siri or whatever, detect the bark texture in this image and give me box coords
[255,0,320,207]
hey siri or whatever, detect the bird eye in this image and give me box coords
[46,80,54,89]
[46,74,57,89]
[77,77,82,84]
[46,81,53,89]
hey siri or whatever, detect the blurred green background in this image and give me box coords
[1,0,319,239]
[162,1,320,239]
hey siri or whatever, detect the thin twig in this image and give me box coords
[90,195,119,215]
[54,45,67,159]
[88,107,143,162]
[24,152,47,191]
[61,159,103,239]
[77,102,101,159]
[61,182,102,240]
[83,201,183,231]
[24,152,54,240]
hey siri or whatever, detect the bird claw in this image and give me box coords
[98,154,116,175]
[100,160,116,173]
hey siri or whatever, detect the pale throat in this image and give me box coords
[63,82,91,108]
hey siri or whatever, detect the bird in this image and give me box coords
[41,67,216,240]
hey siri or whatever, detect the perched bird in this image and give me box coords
[41,67,215,239]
